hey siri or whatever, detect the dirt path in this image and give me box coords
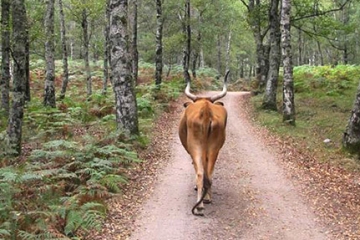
[127,92,329,240]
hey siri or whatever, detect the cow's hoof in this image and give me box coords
[203,199,212,204]
[194,207,204,216]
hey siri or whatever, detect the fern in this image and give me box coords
[64,210,82,236]
[18,230,70,240]
[0,222,13,240]
[63,202,105,237]
[0,170,18,182]
[19,173,43,183]
[43,140,79,150]
[30,149,70,161]
[99,174,127,193]
[0,131,18,157]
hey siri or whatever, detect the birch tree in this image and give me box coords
[262,0,281,110]
[182,0,191,83]
[103,0,111,94]
[59,0,69,100]
[43,0,56,107]
[109,0,139,135]
[82,8,92,97]
[8,0,27,155]
[0,0,10,116]
[155,0,163,88]
[281,0,295,125]
[130,0,138,85]
[343,82,360,153]
[240,0,268,89]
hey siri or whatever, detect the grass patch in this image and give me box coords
[251,65,360,171]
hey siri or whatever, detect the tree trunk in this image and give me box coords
[262,0,281,111]
[59,0,69,100]
[109,0,139,135]
[103,0,111,94]
[243,0,266,89]
[155,0,163,88]
[182,0,191,83]
[225,30,232,77]
[8,0,27,155]
[44,0,56,107]
[281,0,295,125]
[191,51,198,79]
[217,35,222,74]
[343,81,360,154]
[316,40,324,66]
[262,43,270,88]
[200,48,205,68]
[238,56,244,78]
[131,0,138,85]
[25,28,30,102]
[82,9,92,97]
[0,0,10,116]
[297,28,302,66]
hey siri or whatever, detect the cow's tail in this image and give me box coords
[191,172,211,216]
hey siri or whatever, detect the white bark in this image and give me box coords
[281,0,295,124]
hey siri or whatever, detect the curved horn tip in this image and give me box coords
[184,81,197,101]
[224,70,230,83]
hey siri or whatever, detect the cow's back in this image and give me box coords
[179,99,227,155]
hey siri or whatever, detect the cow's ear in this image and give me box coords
[183,102,192,108]
[214,102,224,106]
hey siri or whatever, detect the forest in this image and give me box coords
[1,0,360,239]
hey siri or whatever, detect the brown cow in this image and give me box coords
[179,71,229,216]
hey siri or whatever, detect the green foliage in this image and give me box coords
[0,131,18,158]
[24,102,77,141]
[137,94,155,118]
[293,65,360,96]
[0,130,138,238]
[1,53,184,239]
[252,64,360,170]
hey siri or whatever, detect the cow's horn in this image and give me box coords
[210,70,229,102]
[185,81,197,101]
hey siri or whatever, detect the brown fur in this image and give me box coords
[179,97,227,215]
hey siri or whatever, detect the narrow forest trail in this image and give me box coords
[90,92,336,240]
[125,92,329,240]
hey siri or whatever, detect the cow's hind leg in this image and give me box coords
[203,151,219,204]
[193,171,205,216]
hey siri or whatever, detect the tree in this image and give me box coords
[225,30,232,75]
[8,0,27,155]
[343,81,360,154]
[281,0,295,125]
[66,0,104,97]
[103,0,111,94]
[109,0,139,135]
[240,0,269,89]
[44,0,56,107]
[155,0,163,88]
[262,0,281,111]
[24,27,30,102]
[59,0,70,100]
[82,8,92,97]
[0,0,10,116]
[182,0,191,83]
[130,0,138,85]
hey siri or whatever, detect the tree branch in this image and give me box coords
[292,24,345,51]
[293,0,352,22]
[239,0,249,11]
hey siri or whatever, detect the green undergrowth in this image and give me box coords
[251,65,360,171]
[0,61,188,239]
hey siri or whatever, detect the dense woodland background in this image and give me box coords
[1,0,360,239]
